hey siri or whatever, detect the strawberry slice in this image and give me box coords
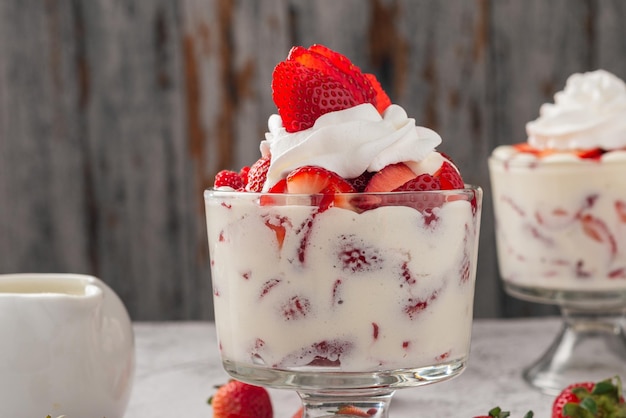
[576,147,604,160]
[286,166,355,194]
[580,214,617,256]
[394,173,441,191]
[616,200,626,223]
[285,166,355,210]
[214,170,244,190]
[434,161,465,189]
[273,60,361,132]
[289,46,372,104]
[308,44,390,113]
[273,45,393,132]
[246,155,271,192]
[364,163,416,192]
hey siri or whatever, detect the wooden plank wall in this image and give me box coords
[1,0,625,320]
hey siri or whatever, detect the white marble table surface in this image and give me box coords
[126,318,563,418]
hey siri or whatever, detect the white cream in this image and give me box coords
[527,69,626,150]
[260,104,442,190]
[489,156,626,291]
[206,193,480,372]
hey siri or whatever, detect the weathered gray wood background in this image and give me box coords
[1,0,625,320]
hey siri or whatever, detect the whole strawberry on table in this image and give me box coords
[473,377,626,418]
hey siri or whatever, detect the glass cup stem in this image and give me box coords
[298,390,394,418]
[523,305,626,394]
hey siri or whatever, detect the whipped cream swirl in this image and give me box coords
[526,69,626,150]
[260,103,441,190]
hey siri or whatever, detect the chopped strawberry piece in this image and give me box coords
[238,165,250,186]
[616,200,626,223]
[364,163,416,192]
[281,295,311,320]
[336,405,373,416]
[246,155,271,192]
[286,166,356,194]
[348,171,375,192]
[434,161,465,189]
[214,170,245,190]
[394,173,441,191]
[263,215,289,250]
[580,213,617,256]
[575,148,604,160]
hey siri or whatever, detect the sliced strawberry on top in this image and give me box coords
[214,170,244,190]
[273,60,362,132]
[246,155,271,192]
[365,73,391,113]
[364,163,416,192]
[434,161,465,190]
[288,46,372,104]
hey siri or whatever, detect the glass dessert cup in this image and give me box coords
[489,155,626,395]
[205,187,482,417]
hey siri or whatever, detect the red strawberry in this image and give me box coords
[365,73,392,113]
[289,45,372,104]
[209,380,273,418]
[364,163,416,192]
[239,165,250,186]
[550,378,626,418]
[434,161,465,190]
[273,45,391,132]
[273,60,361,132]
[348,171,376,192]
[214,170,245,190]
[284,166,356,210]
[246,155,271,192]
[337,405,374,416]
[292,407,303,418]
[576,148,604,160]
[394,173,441,191]
[580,214,617,256]
[616,200,626,223]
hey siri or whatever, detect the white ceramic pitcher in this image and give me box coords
[0,273,134,418]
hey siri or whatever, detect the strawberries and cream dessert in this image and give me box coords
[489,69,626,292]
[205,45,481,375]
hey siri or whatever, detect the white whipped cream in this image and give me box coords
[260,104,442,190]
[526,69,626,150]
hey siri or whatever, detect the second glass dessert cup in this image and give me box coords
[205,187,482,417]
[489,155,626,395]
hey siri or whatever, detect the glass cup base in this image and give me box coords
[523,315,626,395]
[222,358,466,392]
[503,281,626,395]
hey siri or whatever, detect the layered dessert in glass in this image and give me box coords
[489,69,626,393]
[490,70,626,297]
[205,44,482,416]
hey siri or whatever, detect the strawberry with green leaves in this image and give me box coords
[551,377,626,418]
[208,379,273,418]
[473,407,534,418]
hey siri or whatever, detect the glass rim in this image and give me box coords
[205,185,482,199]
[488,153,626,168]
